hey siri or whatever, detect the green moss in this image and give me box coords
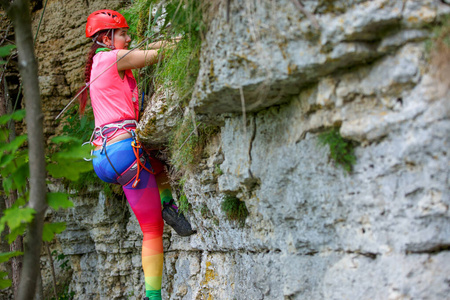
[221,195,248,227]
[178,193,190,214]
[214,164,223,176]
[318,127,357,173]
[176,175,191,213]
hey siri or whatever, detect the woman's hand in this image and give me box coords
[146,36,183,50]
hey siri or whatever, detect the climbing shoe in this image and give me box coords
[162,199,196,236]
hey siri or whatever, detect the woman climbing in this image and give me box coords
[79,9,195,300]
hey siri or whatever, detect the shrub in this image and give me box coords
[221,195,248,227]
[318,127,356,173]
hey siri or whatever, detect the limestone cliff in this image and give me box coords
[1,0,449,299]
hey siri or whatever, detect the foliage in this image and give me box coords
[154,35,201,106]
[176,176,190,214]
[168,118,218,171]
[214,164,223,176]
[60,105,95,144]
[47,136,93,181]
[121,0,204,105]
[0,108,93,290]
[58,105,117,197]
[0,252,22,289]
[177,193,190,214]
[50,284,75,300]
[425,15,450,54]
[46,251,74,300]
[51,250,71,271]
[0,44,15,65]
[121,1,214,176]
[425,15,450,93]
[317,127,356,173]
[221,195,248,227]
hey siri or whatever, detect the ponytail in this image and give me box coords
[78,30,113,115]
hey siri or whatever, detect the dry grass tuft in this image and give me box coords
[429,17,450,95]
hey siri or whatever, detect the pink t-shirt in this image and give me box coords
[89,50,139,146]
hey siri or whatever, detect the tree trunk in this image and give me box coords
[1,1,48,299]
[34,269,44,300]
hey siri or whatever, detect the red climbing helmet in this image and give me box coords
[85,9,129,38]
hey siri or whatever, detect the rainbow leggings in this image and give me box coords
[93,138,165,299]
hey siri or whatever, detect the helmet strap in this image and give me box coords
[92,29,115,49]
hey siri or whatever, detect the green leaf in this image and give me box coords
[0,154,15,168]
[1,177,13,196]
[0,109,25,125]
[47,192,74,210]
[11,110,26,121]
[52,145,93,160]
[50,135,81,144]
[0,271,12,289]
[0,251,23,263]
[47,160,93,181]
[0,134,28,157]
[11,195,28,208]
[0,44,16,58]
[2,135,27,153]
[80,115,87,130]
[0,127,8,142]
[11,163,29,192]
[0,207,35,235]
[5,223,27,244]
[42,222,66,242]
[1,151,28,177]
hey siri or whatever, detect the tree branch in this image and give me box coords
[4,0,47,299]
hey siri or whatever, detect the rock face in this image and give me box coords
[1,0,449,299]
[141,1,450,299]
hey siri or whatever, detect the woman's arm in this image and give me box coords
[116,49,160,71]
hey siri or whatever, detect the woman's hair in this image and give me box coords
[77,30,113,115]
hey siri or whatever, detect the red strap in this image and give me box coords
[131,140,154,188]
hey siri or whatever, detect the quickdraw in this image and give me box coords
[86,119,154,188]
